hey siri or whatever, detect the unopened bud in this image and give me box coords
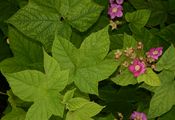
[115,50,122,59]
[124,47,134,57]
[139,57,144,61]
[6,38,10,44]
[118,112,123,120]
[146,57,155,63]
[122,61,129,67]
[151,64,156,70]
[130,53,136,59]
[110,20,117,30]
[137,42,143,50]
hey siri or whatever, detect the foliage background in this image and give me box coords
[0,0,175,120]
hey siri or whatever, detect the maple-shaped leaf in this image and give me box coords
[3,51,69,120]
[148,70,175,118]
[7,0,103,51]
[52,26,118,95]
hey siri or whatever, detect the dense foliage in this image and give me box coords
[0,0,175,120]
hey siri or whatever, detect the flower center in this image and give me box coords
[134,115,142,120]
[135,65,140,71]
[112,7,118,13]
[153,50,158,55]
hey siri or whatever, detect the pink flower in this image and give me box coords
[109,0,114,4]
[108,4,123,19]
[147,47,163,60]
[129,59,146,77]
[130,111,147,120]
[116,0,124,4]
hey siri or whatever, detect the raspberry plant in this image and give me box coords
[0,0,175,120]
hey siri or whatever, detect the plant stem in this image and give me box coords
[0,91,7,96]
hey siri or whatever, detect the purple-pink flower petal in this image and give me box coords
[108,4,123,19]
[116,0,124,4]
[147,47,163,60]
[116,10,123,17]
[128,59,146,77]
[130,111,147,120]
[109,0,114,4]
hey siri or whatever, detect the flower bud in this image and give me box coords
[124,47,134,57]
[151,64,156,70]
[110,20,117,30]
[115,50,122,59]
[122,61,129,67]
[137,42,143,50]
[6,38,10,44]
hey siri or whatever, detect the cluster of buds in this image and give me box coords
[114,42,163,77]
[124,47,136,59]
[109,20,122,30]
[108,0,124,30]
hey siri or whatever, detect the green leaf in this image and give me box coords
[0,0,19,35]
[0,27,43,73]
[16,0,28,8]
[123,33,137,49]
[110,34,123,50]
[78,26,110,65]
[129,0,149,9]
[52,26,118,94]
[156,45,175,72]
[131,27,167,51]
[95,114,115,120]
[49,116,63,120]
[99,84,148,119]
[125,9,151,29]
[66,102,104,120]
[7,0,103,51]
[147,0,168,26]
[60,0,103,32]
[148,71,175,118]
[7,90,32,109]
[169,0,175,11]
[0,57,41,73]
[0,32,11,62]
[112,69,137,86]
[159,106,175,120]
[1,108,26,120]
[129,0,168,26]
[137,68,161,86]
[62,88,76,104]
[66,97,89,111]
[3,51,69,120]
[159,24,175,44]
[9,27,43,62]
[7,3,72,51]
